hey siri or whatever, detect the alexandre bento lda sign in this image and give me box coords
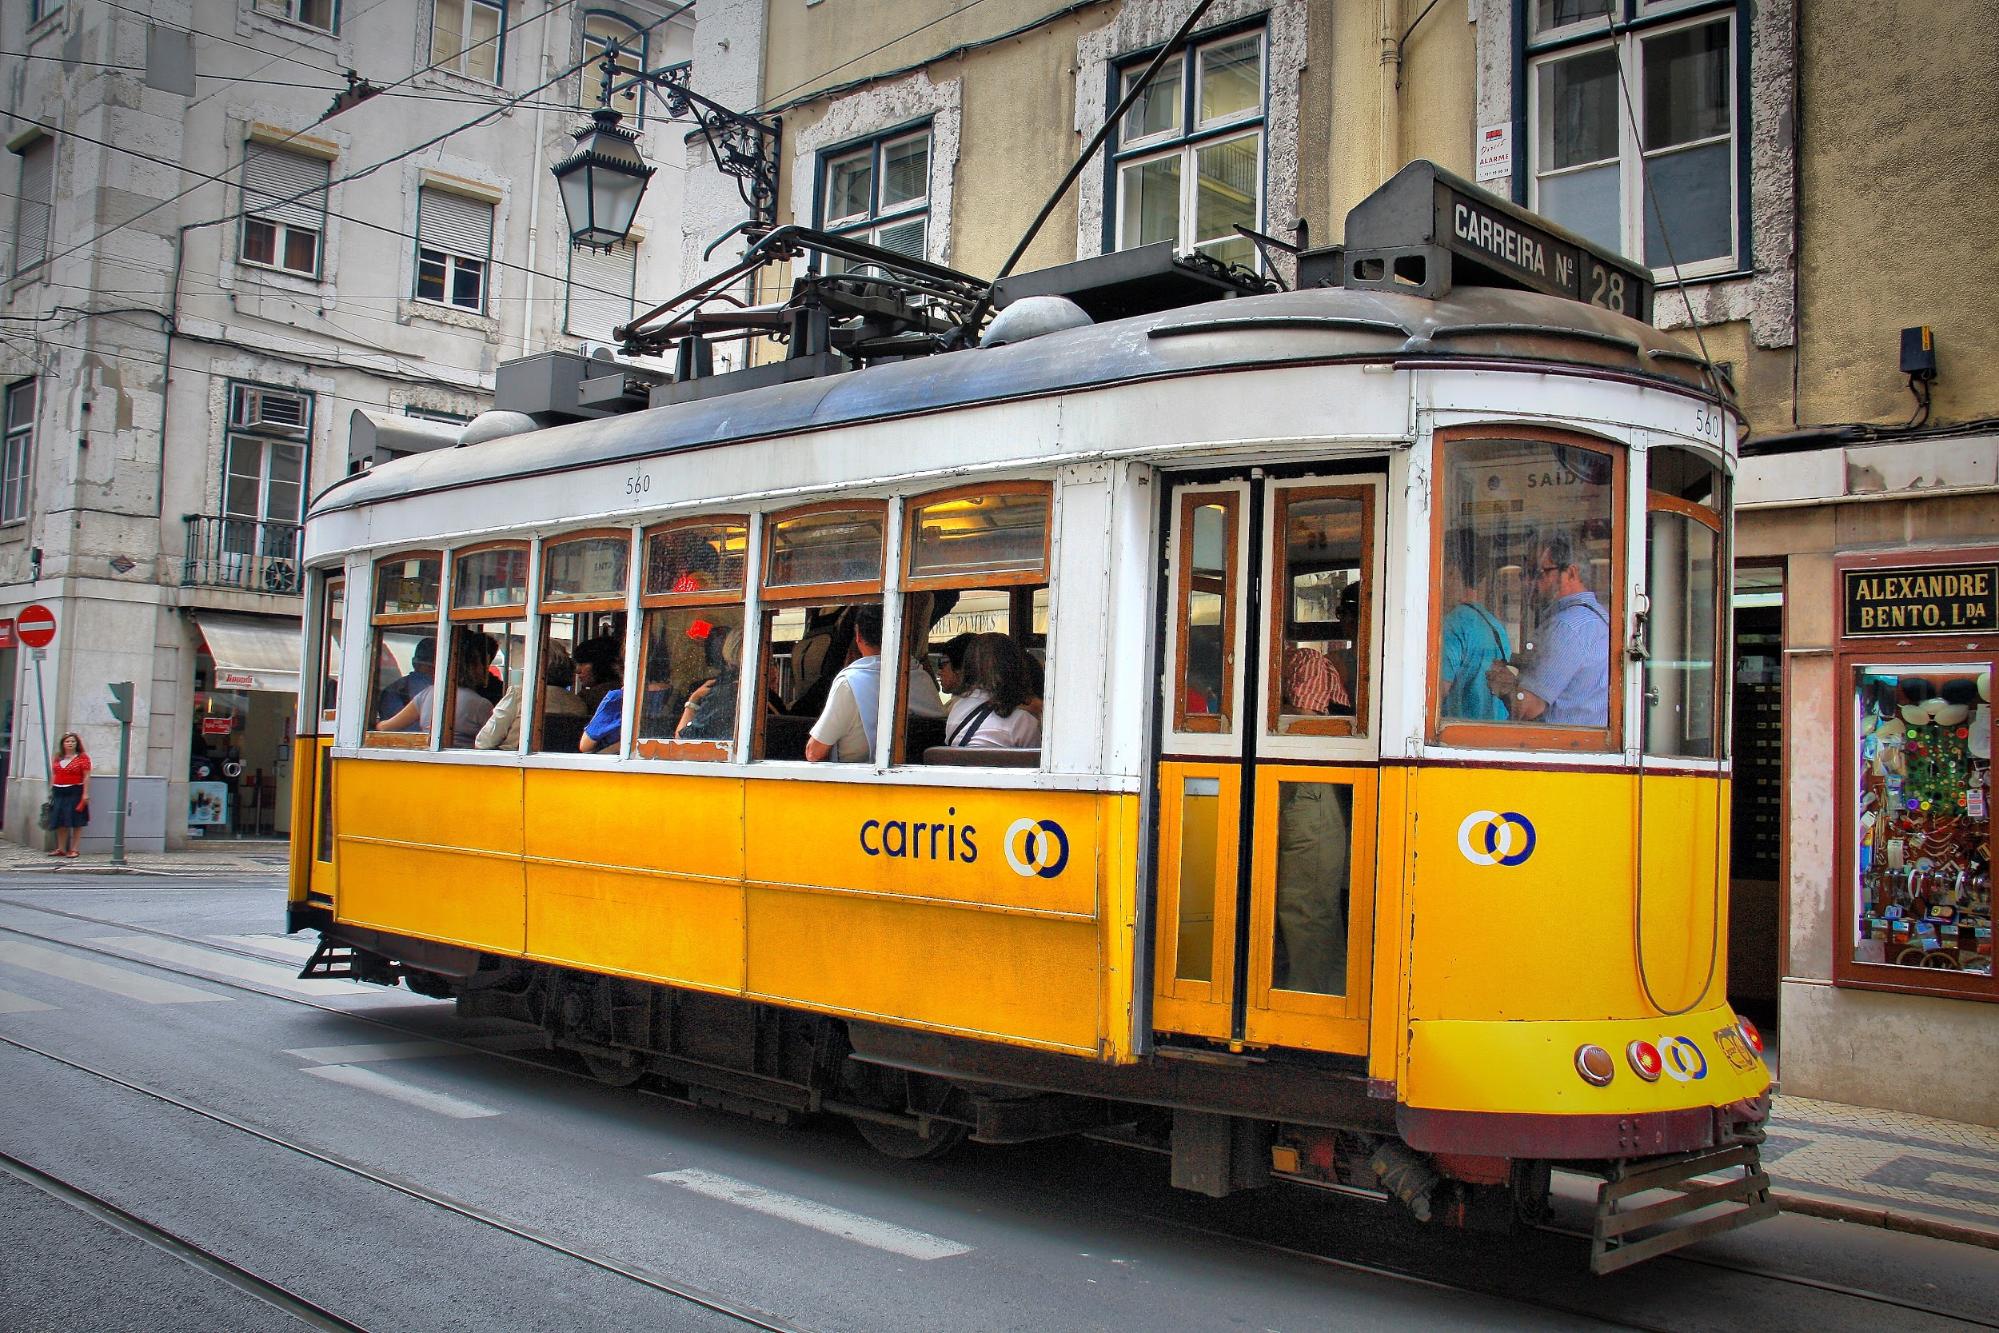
[1844,563,1999,637]
[1339,161,1655,320]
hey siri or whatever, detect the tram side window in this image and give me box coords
[534,532,630,755]
[1434,435,1621,744]
[1176,493,1238,733]
[444,544,528,749]
[754,503,886,763]
[1643,448,1724,758]
[635,518,749,760]
[317,576,343,725]
[897,484,1050,765]
[1269,486,1371,737]
[365,552,443,749]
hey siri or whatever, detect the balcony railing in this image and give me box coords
[182,514,303,594]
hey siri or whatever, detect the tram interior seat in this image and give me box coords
[922,746,1040,769]
[906,715,946,758]
[762,713,816,760]
[542,714,589,754]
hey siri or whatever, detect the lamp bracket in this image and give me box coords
[601,50,782,229]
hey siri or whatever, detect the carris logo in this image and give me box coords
[1658,1035,1708,1082]
[1003,818,1070,879]
[1457,810,1536,866]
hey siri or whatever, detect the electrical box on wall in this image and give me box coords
[1900,326,1937,379]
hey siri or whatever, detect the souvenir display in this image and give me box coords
[1853,669,1993,975]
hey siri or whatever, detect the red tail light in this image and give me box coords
[1627,1039,1663,1081]
[1736,1016,1764,1056]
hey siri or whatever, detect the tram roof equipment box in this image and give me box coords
[1303,161,1654,321]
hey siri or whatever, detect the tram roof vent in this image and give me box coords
[980,296,1093,347]
[1308,160,1656,321]
[459,409,541,446]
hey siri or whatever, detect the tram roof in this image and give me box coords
[310,283,1732,520]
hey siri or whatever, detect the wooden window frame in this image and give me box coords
[900,481,1052,593]
[538,526,632,615]
[1830,544,1999,1004]
[1426,427,1628,753]
[1642,464,1726,760]
[448,539,531,621]
[1263,482,1375,740]
[634,516,751,762]
[889,582,1048,767]
[760,499,889,604]
[364,549,444,750]
[316,574,344,729]
[1172,488,1241,736]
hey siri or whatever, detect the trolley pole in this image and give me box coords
[106,682,134,866]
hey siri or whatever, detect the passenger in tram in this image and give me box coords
[574,636,625,753]
[475,641,587,750]
[787,607,856,719]
[675,625,743,741]
[1438,531,1512,721]
[375,635,434,717]
[573,635,620,714]
[1485,532,1610,726]
[376,632,496,745]
[471,631,506,706]
[1274,636,1352,996]
[934,633,976,697]
[805,605,884,763]
[945,633,1042,750]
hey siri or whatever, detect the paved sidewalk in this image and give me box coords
[5,837,1995,1250]
[1764,1093,1999,1250]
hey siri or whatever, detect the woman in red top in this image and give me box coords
[49,731,90,858]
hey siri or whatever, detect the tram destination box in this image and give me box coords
[1339,161,1654,321]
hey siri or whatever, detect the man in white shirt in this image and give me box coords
[805,604,884,763]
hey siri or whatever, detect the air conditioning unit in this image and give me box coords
[232,386,310,438]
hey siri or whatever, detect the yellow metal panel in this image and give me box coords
[334,759,526,954]
[1096,794,1142,1063]
[744,782,1099,917]
[526,863,745,991]
[1404,1009,1771,1114]
[287,740,318,905]
[1369,763,1414,1085]
[1151,762,1241,1039]
[745,884,1104,1054]
[1636,773,1729,1014]
[524,768,744,881]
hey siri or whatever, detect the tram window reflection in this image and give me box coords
[1176,493,1238,733]
[365,552,441,749]
[1643,447,1724,758]
[635,519,749,760]
[1272,779,1353,996]
[1436,437,1619,742]
[448,544,526,750]
[535,531,631,754]
[1270,488,1370,737]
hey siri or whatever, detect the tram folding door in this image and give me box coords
[1152,474,1383,1054]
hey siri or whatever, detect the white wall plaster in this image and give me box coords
[1073,0,1307,275]
[788,72,963,268]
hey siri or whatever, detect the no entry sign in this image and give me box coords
[15,603,55,649]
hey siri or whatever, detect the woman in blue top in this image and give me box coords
[1438,531,1511,721]
[575,636,625,753]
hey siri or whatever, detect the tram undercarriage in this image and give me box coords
[299,921,1774,1272]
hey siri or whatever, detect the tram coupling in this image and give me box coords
[1585,1139,1778,1274]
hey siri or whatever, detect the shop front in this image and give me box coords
[1737,432,1999,1127]
[189,614,299,841]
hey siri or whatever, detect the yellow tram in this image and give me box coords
[287,165,1773,1271]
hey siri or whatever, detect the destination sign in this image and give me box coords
[1843,563,1998,637]
[1436,182,1652,320]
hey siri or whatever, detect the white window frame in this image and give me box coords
[580,10,646,121]
[816,126,932,272]
[433,0,507,84]
[221,383,312,568]
[2,380,35,525]
[1526,4,1740,281]
[414,187,495,313]
[238,145,332,280]
[1108,27,1267,271]
[252,0,338,33]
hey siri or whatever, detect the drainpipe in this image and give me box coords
[520,15,554,356]
[1379,0,1403,188]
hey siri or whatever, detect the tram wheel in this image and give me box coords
[580,1051,644,1087]
[853,1116,969,1161]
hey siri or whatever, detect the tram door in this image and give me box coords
[300,577,342,908]
[1152,473,1382,1054]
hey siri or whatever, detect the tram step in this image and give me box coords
[1588,1143,1777,1274]
[297,939,360,980]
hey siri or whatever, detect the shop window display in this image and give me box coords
[1852,666,1993,976]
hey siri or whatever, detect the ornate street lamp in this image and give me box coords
[551,107,654,252]
[552,44,781,252]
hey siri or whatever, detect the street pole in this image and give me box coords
[31,650,50,849]
[106,682,134,866]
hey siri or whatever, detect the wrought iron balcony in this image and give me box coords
[182,514,303,595]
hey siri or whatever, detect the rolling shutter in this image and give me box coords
[13,138,53,272]
[242,145,331,230]
[418,186,494,259]
[565,241,638,340]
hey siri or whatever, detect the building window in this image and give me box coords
[415,186,494,312]
[223,384,310,556]
[11,136,53,276]
[1109,26,1265,271]
[580,11,645,120]
[29,0,61,21]
[816,126,930,274]
[3,380,35,525]
[239,144,331,278]
[1526,1,1739,277]
[565,238,637,340]
[403,405,472,424]
[433,0,506,84]
[251,0,337,33]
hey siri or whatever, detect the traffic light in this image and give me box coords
[107,681,134,724]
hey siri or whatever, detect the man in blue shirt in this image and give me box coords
[1486,533,1609,726]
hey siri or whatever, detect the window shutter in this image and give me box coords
[14,138,53,271]
[418,187,495,258]
[242,145,331,230]
[565,241,637,340]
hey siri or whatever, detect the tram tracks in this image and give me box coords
[1,897,1993,1329]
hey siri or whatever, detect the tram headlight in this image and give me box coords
[1626,1040,1663,1082]
[1735,1015,1764,1057]
[1574,1044,1616,1087]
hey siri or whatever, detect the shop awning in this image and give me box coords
[193,614,300,695]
